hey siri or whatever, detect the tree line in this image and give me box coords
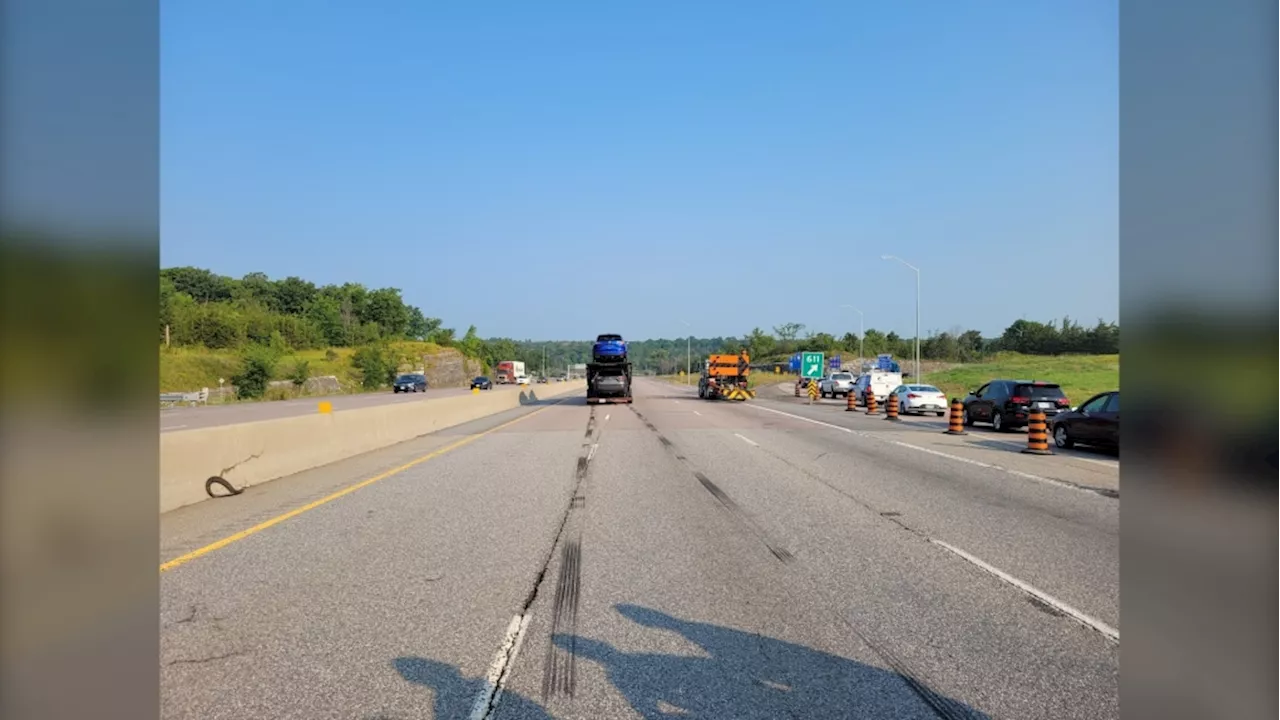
[492,317,1119,376]
[160,267,1117,393]
[160,267,452,350]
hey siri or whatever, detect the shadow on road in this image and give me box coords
[392,604,989,719]
[391,657,553,720]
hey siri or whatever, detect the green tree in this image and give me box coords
[162,266,234,303]
[231,344,280,399]
[351,343,395,390]
[365,287,411,337]
[274,276,318,316]
[745,327,776,361]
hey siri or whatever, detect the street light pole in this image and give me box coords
[881,255,921,382]
[839,304,864,366]
[679,320,692,384]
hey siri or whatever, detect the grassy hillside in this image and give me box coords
[160,341,449,394]
[919,352,1119,403]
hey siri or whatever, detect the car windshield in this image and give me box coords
[396,375,418,383]
[475,377,488,382]
[1016,383,1065,399]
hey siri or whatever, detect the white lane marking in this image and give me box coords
[587,443,598,462]
[674,400,681,404]
[749,403,1109,496]
[885,440,1097,496]
[693,410,702,416]
[161,425,188,431]
[964,435,1118,468]
[605,414,611,421]
[929,539,1119,643]
[469,613,532,719]
[748,403,853,433]
[734,433,758,447]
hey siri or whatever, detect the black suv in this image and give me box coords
[962,380,1071,431]
[393,373,428,393]
[471,376,493,390]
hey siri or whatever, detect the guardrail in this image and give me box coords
[161,388,208,408]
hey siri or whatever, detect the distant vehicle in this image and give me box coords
[1049,391,1119,450]
[393,373,428,393]
[515,375,531,386]
[818,372,856,398]
[852,370,904,406]
[962,380,1071,432]
[891,384,948,416]
[536,375,549,384]
[495,360,526,384]
[470,376,493,390]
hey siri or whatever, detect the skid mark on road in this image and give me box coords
[628,406,794,565]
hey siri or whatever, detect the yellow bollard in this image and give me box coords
[317,401,332,414]
[472,387,479,394]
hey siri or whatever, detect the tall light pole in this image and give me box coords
[542,345,547,379]
[839,304,864,366]
[881,255,921,381]
[679,319,691,384]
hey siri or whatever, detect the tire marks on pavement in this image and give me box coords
[629,406,794,565]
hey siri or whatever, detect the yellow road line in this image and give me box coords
[160,400,565,573]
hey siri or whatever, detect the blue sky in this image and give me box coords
[161,1,1117,341]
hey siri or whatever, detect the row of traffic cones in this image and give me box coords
[824,391,1056,455]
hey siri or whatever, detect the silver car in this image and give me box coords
[819,372,856,398]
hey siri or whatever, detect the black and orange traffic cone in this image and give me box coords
[944,399,968,435]
[885,392,901,421]
[846,389,857,412]
[1022,409,1053,455]
[865,389,878,415]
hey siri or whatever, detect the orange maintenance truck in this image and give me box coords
[697,351,754,401]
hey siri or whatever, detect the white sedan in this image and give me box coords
[892,384,949,416]
[515,375,532,386]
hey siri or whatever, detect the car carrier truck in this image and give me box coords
[586,333,632,404]
[697,351,754,401]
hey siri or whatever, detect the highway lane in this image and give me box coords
[159,383,545,432]
[160,378,1118,719]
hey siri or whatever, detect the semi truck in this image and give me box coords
[586,333,632,403]
[698,351,754,401]
[495,360,526,384]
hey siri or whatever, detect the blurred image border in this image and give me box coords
[0,1,160,719]
[1119,1,1277,718]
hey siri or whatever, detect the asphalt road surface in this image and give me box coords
[161,378,1119,719]
[160,384,543,433]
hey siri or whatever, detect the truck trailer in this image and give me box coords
[586,333,633,403]
[495,360,526,384]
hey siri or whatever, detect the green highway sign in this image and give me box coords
[801,352,825,379]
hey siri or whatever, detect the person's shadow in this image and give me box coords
[393,604,989,719]
[555,604,990,719]
[391,657,554,720]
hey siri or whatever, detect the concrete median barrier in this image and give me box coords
[161,380,586,514]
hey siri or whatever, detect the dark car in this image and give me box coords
[1049,391,1119,450]
[962,379,1071,431]
[393,373,428,393]
[470,376,493,390]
